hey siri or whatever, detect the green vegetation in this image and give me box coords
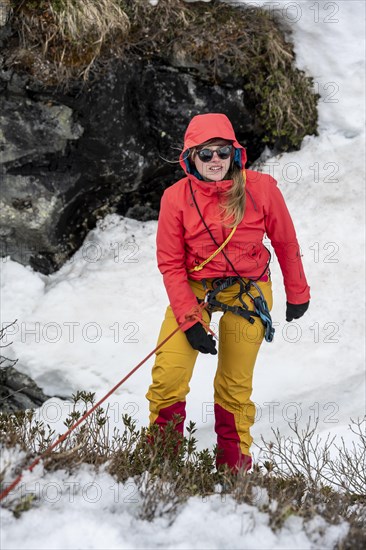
[5,0,318,149]
[0,392,365,548]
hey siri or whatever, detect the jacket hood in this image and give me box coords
[179,113,247,177]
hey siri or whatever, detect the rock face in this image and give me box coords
[0,365,49,413]
[0,55,265,273]
[0,95,84,272]
[0,0,320,275]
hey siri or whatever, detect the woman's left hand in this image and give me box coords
[286,301,309,322]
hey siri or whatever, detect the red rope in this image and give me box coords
[0,302,212,502]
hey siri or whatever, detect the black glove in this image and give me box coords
[286,301,309,322]
[185,323,217,355]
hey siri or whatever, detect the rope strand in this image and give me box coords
[0,302,209,502]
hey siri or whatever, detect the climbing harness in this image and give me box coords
[201,277,275,343]
[188,179,275,343]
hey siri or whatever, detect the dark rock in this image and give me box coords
[0,365,50,413]
[0,58,265,273]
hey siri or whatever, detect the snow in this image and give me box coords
[1,1,365,548]
[0,451,350,550]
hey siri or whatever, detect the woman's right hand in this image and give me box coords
[185,323,217,355]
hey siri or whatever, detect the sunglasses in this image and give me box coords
[196,145,233,163]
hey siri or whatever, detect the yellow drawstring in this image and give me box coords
[188,225,237,273]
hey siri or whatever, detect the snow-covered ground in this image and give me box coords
[1,1,365,548]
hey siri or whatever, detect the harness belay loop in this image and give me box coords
[202,277,275,343]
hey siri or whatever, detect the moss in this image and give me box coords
[5,0,319,149]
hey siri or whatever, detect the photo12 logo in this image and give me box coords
[0,321,140,344]
[229,2,340,24]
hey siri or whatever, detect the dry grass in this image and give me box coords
[7,0,130,80]
[47,0,130,78]
[50,0,130,43]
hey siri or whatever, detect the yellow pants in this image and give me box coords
[146,278,273,470]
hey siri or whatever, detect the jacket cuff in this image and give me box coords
[286,284,311,304]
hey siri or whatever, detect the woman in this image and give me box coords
[146,113,310,472]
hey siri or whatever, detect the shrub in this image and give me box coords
[0,392,365,548]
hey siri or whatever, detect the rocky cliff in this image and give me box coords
[0,0,318,274]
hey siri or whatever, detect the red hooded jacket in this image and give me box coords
[157,114,310,328]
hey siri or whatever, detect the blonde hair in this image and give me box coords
[189,142,246,228]
[222,163,246,227]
